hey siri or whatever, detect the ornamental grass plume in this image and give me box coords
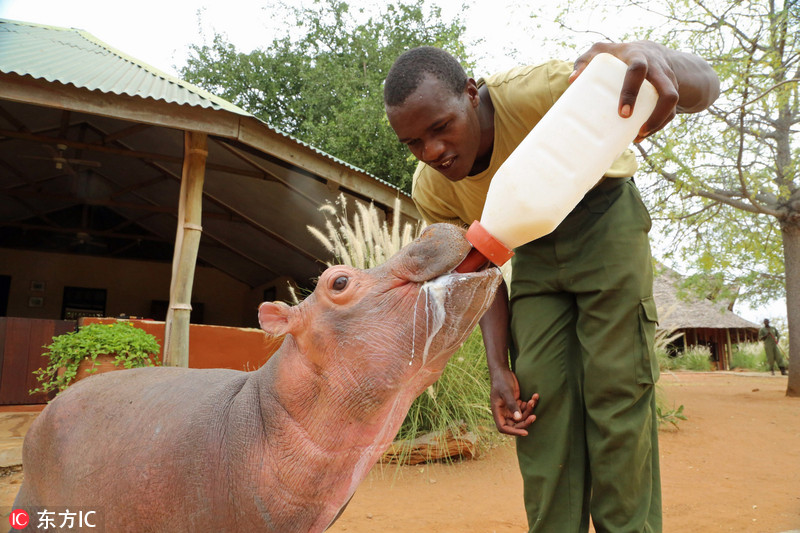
[308,193,424,269]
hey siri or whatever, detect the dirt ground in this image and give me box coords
[2,371,798,532]
[328,372,800,533]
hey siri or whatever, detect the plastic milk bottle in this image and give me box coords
[455,53,659,273]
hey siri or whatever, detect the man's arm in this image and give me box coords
[570,40,721,141]
[479,281,537,436]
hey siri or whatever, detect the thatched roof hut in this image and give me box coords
[653,267,760,369]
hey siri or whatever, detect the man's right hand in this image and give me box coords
[490,368,538,436]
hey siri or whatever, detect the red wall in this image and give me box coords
[82,318,283,371]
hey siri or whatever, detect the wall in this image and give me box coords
[0,248,252,327]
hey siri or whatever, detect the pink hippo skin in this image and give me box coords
[14,223,502,532]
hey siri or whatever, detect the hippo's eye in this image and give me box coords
[332,276,349,291]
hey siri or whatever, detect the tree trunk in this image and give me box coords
[783,221,800,396]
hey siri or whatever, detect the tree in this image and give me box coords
[548,0,799,393]
[180,0,471,191]
[637,1,798,395]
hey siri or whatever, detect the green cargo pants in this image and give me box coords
[508,178,661,533]
[764,342,785,371]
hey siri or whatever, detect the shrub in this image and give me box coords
[680,345,715,371]
[655,328,684,371]
[32,321,161,395]
[656,401,688,430]
[659,343,714,373]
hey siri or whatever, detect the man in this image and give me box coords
[384,41,719,533]
[759,319,786,375]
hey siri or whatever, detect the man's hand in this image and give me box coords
[490,368,538,437]
[570,40,719,142]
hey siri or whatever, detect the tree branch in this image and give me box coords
[720,78,800,118]
[635,144,782,218]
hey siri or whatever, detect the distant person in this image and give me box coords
[758,319,786,375]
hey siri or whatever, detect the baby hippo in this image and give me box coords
[14,223,502,532]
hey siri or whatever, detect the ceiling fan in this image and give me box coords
[71,230,107,250]
[20,143,102,170]
[62,205,108,251]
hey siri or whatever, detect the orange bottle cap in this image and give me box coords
[454,247,488,273]
[465,221,514,267]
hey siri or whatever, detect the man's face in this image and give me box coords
[386,74,482,182]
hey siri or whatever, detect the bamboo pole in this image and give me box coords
[163,131,208,367]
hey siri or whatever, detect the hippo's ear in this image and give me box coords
[258,301,294,336]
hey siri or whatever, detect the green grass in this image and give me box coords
[659,340,774,373]
[307,193,424,269]
[657,347,682,372]
[731,342,768,371]
[657,337,713,372]
[654,329,689,428]
[396,329,495,434]
[682,346,715,371]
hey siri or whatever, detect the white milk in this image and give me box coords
[478,53,658,251]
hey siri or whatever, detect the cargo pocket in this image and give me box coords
[636,296,660,385]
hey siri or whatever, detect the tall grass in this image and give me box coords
[656,334,713,372]
[393,329,496,446]
[656,330,684,371]
[682,346,715,371]
[654,328,688,429]
[659,338,774,373]
[731,342,768,371]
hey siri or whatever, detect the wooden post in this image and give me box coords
[163,131,207,367]
[726,329,733,371]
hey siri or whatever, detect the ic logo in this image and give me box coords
[9,509,29,529]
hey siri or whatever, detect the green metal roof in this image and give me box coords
[0,18,249,115]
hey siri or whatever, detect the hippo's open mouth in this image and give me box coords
[409,267,502,367]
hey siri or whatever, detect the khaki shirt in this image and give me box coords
[412,60,639,226]
[759,326,779,345]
